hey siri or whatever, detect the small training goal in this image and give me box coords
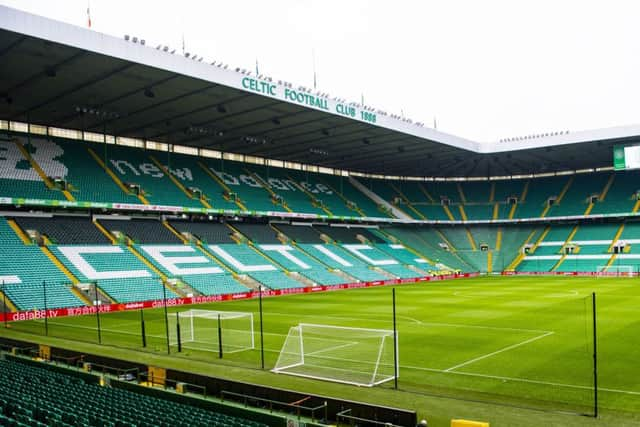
[168,309,254,354]
[272,323,398,387]
[596,265,636,277]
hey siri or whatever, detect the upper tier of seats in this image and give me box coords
[0,137,68,201]
[50,137,138,204]
[3,132,640,221]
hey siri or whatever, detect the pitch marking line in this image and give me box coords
[444,331,555,372]
[263,312,551,334]
[402,364,640,397]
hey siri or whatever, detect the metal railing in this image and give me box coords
[221,390,328,422]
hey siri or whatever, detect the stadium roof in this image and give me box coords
[2,5,640,178]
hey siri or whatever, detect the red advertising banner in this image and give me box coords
[0,273,477,323]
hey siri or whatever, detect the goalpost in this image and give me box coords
[168,309,254,354]
[272,323,398,387]
[596,265,636,277]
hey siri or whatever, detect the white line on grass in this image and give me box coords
[401,364,640,396]
[444,331,555,372]
[263,312,551,334]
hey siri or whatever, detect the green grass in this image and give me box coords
[3,275,640,427]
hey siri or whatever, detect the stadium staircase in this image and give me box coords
[154,153,239,211]
[149,155,210,208]
[106,145,205,208]
[244,169,293,213]
[285,174,334,216]
[555,224,620,272]
[171,222,259,291]
[87,147,147,204]
[387,182,427,219]
[347,176,407,218]
[53,138,135,204]
[14,138,75,202]
[279,170,345,216]
[0,138,65,201]
[196,161,249,211]
[0,217,84,310]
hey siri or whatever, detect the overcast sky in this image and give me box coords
[2,0,639,142]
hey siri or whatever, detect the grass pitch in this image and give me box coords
[3,275,640,426]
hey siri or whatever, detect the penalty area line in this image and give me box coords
[444,331,555,372]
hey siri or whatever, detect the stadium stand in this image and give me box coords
[382,226,472,272]
[461,181,491,203]
[0,137,68,201]
[136,244,249,295]
[232,223,280,243]
[150,152,243,211]
[548,172,611,217]
[98,218,181,244]
[48,137,137,204]
[52,244,173,302]
[0,217,83,310]
[245,163,326,215]
[0,357,267,427]
[169,221,237,244]
[513,176,567,219]
[12,215,109,245]
[313,225,384,243]
[200,159,281,212]
[321,175,389,217]
[286,169,357,217]
[103,144,203,208]
[206,243,304,289]
[271,223,322,243]
[591,170,640,214]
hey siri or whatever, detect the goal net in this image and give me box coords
[272,323,398,387]
[596,265,635,277]
[168,309,254,354]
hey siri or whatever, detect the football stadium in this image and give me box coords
[1,4,640,427]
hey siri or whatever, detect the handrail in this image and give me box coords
[336,408,404,427]
[137,371,207,399]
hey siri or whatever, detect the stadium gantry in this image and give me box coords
[3,5,640,427]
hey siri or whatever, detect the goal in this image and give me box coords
[596,265,636,277]
[168,309,254,354]
[272,323,398,387]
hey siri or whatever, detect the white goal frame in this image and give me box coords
[271,323,398,387]
[169,309,254,354]
[596,265,636,277]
